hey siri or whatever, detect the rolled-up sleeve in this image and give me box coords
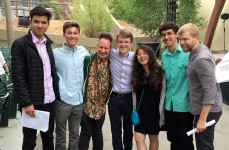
[195,58,217,105]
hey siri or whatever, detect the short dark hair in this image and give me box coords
[99,32,113,43]
[30,6,52,21]
[159,21,179,35]
[63,22,80,34]
[116,29,133,42]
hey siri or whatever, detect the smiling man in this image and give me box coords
[159,21,194,150]
[78,32,113,150]
[108,29,135,150]
[53,22,89,150]
[178,23,222,150]
[11,6,60,150]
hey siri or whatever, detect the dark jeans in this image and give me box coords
[220,82,229,105]
[108,93,133,150]
[194,111,222,150]
[21,101,55,150]
[165,109,194,150]
[78,112,105,150]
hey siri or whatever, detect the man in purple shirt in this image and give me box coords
[109,29,135,150]
[11,6,60,150]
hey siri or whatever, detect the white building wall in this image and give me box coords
[199,0,229,51]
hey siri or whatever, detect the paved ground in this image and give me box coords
[0,53,228,150]
[0,103,229,150]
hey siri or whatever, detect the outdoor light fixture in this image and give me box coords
[166,0,178,23]
[220,13,229,51]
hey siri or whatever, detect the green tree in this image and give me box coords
[176,0,206,30]
[35,0,50,3]
[112,0,206,40]
[69,0,113,38]
[36,0,61,19]
[49,0,61,19]
[110,0,135,22]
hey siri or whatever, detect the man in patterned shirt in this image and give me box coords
[78,32,113,150]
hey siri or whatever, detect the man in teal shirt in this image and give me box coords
[159,21,194,150]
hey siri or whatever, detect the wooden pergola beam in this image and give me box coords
[204,0,226,49]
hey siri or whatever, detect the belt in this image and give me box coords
[111,92,132,97]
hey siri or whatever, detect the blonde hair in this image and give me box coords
[178,23,199,37]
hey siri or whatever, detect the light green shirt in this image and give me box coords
[162,44,190,112]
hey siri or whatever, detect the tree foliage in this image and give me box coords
[176,0,206,30]
[112,0,207,40]
[69,0,113,38]
[33,0,61,19]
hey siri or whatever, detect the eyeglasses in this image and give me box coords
[118,41,131,44]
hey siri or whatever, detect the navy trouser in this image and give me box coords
[78,112,105,150]
[165,109,194,150]
[21,101,55,150]
[194,111,222,150]
[108,92,133,150]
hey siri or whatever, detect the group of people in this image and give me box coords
[10,6,223,150]
[160,21,222,150]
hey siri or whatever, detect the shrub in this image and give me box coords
[69,0,113,38]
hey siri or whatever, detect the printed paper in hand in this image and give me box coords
[21,108,50,132]
[216,52,229,83]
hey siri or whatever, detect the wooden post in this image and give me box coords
[204,0,226,49]
[4,0,15,47]
[28,0,31,12]
[15,0,18,17]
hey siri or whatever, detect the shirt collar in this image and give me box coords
[117,48,131,57]
[31,31,47,44]
[164,44,182,56]
[189,42,202,61]
[63,44,77,52]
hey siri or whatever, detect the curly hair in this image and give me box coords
[159,21,179,35]
[132,45,162,92]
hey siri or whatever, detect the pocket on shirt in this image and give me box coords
[162,65,170,80]
[176,63,188,77]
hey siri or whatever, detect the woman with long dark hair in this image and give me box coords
[132,45,162,150]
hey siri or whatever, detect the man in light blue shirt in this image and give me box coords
[159,22,194,150]
[53,22,89,150]
[109,29,134,150]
